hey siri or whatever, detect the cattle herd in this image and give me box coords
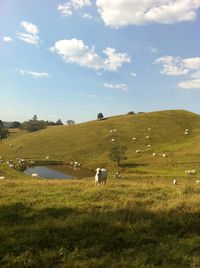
[0,127,199,185]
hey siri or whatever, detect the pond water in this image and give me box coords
[24,165,93,179]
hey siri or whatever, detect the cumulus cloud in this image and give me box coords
[155,55,200,89]
[155,56,189,76]
[17,21,40,46]
[82,13,93,19]
[3,36,13,42]
[178,79,200,89]
[50,38,130,71]
[58,0,91,16]
[96,0,200,27]
[104,83,128,91]
[18,69,50,78]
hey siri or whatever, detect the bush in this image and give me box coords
[21,120,47,132]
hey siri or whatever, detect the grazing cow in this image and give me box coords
[152,153,156,156]
[132,137,136,140]
[162,154,167,158]
[146,136,150,139]
[95,168,107,186]
[172,179,177,185]
[136,149,141,153]
[185,169,196,175]
[111,139,115,142]
[148,128,151,131]
[46,156,50,160]
[184,131,189,135]
[196,180,200,184]
[32,173,39,178]
[147,144,151,148]
[0,176,5,180]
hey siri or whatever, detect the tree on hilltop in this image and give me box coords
[97,113,104,120]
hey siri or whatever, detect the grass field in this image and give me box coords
[1,109,200,267]
[1,174,200,267]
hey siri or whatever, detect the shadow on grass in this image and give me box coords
[120,163,148,168]
[1,202,200,267]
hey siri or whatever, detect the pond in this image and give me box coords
[24,165,93,179]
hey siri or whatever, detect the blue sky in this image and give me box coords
[1,0,200,123]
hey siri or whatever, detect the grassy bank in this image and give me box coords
[1,176,200,267]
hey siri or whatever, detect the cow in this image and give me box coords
[95,168,107,186]
[185,170,196,175]
[32,173,39,178]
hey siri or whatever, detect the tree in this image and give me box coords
[55,119,63,125]
[108,145,127,166]
[32,114,38,121]
[67,120,75,126]
[97,113,104,120]
[0,120,3,128]
[21,120,47,132]
[0,128,8,141]
[127,111,135,115]
[11,121,22,128]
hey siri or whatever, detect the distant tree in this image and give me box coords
[21,119,47,132]
[0,128,8,141]
[108,145,127,166]
[127,111,135,115]
[138,112,145,114]
[97,113,104,120]
[46,121,56,126]
[11,121,22,128]
[55,119,63,125]
[67,120,75,126]
[32,114,38,121]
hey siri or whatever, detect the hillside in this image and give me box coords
[1,110,200,174]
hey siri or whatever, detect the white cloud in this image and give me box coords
[50,38,130,71]
[72,0,91,9]
[178,79,200,89]
[58,0,91,16]
[82,13,93,19]
[96,0,200,28]
[155,55,200,89]
[130,72,137,77]
[17,21,40,46]
[20,21,39,34]
[148,46,158,54]
[155,56,189,76]
[18,69,50,78]
[104,83,128,91]
[182,57,200,70]
[3,36,13,42]
[89,94,100,98]
[58,3,72,16]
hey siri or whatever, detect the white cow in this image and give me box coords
[0,176,5,180]
[146,136,150,139]
[185,170,196,175]
[32,173,39,178]
[172,179,177,185]
[136,149,141,153]
[95,168,107,186]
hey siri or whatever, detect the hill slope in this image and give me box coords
[1,110,200,173]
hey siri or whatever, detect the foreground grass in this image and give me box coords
[1,175,200,268]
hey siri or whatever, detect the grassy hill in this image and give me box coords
[1,109,200,175]
[1,110,200,267]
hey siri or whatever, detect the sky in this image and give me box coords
[1,0,200,123]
